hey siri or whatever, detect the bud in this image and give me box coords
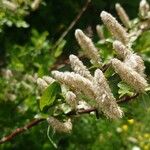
[65,91,77,110]
[115,3,130,28]
[96,25,105,40]
[111,58,148,93]
[93,69,123,119]
[47,117,72,133]
[75,29,101,66]
[69,54,93,80]
[139,0,149,19]
[100,11,129,45]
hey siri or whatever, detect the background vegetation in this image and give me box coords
[0,0,150,149]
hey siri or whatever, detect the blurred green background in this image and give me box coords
[0,0,150,150]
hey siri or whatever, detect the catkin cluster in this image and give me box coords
[37,0,149,133]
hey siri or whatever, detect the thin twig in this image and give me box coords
[52,0,91,50]
[0,118,45,144]
[117,93,139,103]
[0,93,139,144]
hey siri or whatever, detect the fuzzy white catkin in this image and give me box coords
[2,69,13,79]
[42,76,55,85]
[24,74,36,83]
[100,11,129,45]
[65,91,77,110]
[37,78,48,89]
[124,54,146,78]
[139,0,149,18]
[69,54,93,80]
[75,29,101,66]
[113,41,146,77]
[47,117,72,133]
[93,69,123,119]
[115,3,130,28]
[31,0,41,10]
[52,71,95,99]
[111,58,148,93]
[2,0,17,11]
[96,25,105,40]
[113,40,132,59]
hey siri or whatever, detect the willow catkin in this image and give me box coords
[52,71,95,99]
[93,69,123,119]
[115,3,130,28]
[75,29,101,66]
[42,76,55,85]
[69,54,93,80]
[65,91,77,110]
[139,0,149,19]
[96,25,105,40]
[100,11,129,45]
[113,41,146,77]
[124,54,146,78]
[2,0,17,11]
[31,0,41,10]
[37,78,48,89]
[113,40,132,59]
[47,117,72,133]
[111,58,148,93]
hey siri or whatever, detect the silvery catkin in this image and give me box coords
[75,29,101,66]
[2,0,17,11]
[113,40,132,59]
[115,3,130,28]
[113,41,146,77]
[139,0,149,19]
[96,25,105,40]
[93,69,123,119]
[52,71,95,99]
[42,76,55,85]
[47,117,72,133]
[69,54,93,80]
[100,11,129,45]
[65,91,77,110]
[37,78,48,89]
[111,58,148,93]
[124,54,146,78]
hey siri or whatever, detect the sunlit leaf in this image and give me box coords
[40,82,61,111]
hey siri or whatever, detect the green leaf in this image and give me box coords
[40,82,61,111]
[118,81,134,98]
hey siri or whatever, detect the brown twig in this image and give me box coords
[0,118,45,144]
[101,62,111,72]
[52,0,91,50]
[117,93,139,103]
[0,93,139,144]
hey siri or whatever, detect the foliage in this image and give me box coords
[0,0,150,150]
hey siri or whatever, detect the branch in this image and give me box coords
[117,93,139,103]
[0,93,139,144]
[0,118,45,144]
[52,0,91,50]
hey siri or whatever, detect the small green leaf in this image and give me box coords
[40,82,61,111]
[118,81,134,98]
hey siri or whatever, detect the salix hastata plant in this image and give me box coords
[37,0,149,133]
[0,0,42,31]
